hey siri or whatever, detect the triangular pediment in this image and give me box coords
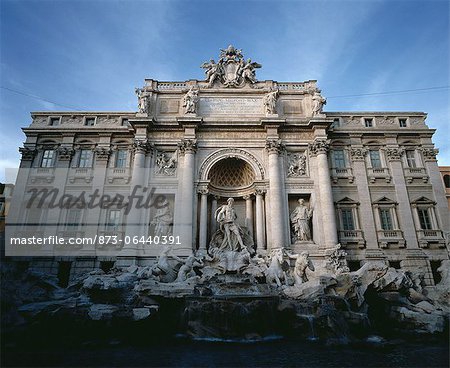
[335,197,359,205]
[411,196,435,205]
[373,196,396,204]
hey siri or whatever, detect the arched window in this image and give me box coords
[443,174,450,188]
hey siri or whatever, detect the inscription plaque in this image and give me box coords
[199,97,262,115]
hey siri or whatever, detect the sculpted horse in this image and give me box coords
[264,248,289,287]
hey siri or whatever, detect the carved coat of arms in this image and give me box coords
[201,45,261,88]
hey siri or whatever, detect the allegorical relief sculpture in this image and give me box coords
[290,199,313,242]
[201,45,262,88]
[155,151,178,176]
[287,152,307,177]
[311,91,326,117]
[263,89,279,115]
[150,198,173,237]
[182,87,199,114]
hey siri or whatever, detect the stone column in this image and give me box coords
[266,139,286,249]
[198,187,209,253]
[210,196,219,235]
[421,148,449,236]
[243,195,254,237]
[386,147,418,248]
[255,189,266,251]
[349,147,378,249]
[177,139,197,253]
[120,139,151,261]
[309,139,338,248]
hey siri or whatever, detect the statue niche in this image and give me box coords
[290,198,314,243]
[201,157,260,275]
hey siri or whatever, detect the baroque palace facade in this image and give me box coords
[6,46,449,286]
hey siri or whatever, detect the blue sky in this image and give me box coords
[1,0,449,182]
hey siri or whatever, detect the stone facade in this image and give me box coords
[6,46,449,287]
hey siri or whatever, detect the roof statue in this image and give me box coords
[201,45,262,88]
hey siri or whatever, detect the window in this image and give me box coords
[41,150,55,167]
[85,117,96,126]
[369,150,382,168]
[341,209,355,231]
[115,149,127,168]
[78,149,93,168]
[121,118,129,126]
[389,261,401,269]
[379,209,393,230]
[405,150,417,168]
[364,118,373,127]
[399,118,407,128]
[443,174,450,188]
[333,118,340,127]
[65,209,82,230]
[417,208,432,230]
[50,117,61,126]
[332,149,346,168]
[106,210,121,231]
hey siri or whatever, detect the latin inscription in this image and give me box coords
[199,97,262,115]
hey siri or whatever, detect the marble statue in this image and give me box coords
[311,91,326,116]
[215,198,245,251]
[287,152,307,177]
[263,89,279,115]
[326,244,350,275]
[135,87,150,114]
[151,199,173,237]
[175,255,203,282]
[200,59,223,87]
[151,247,184,282]
[240,59,261,84]
[182,87,199,114]
[290,199,313,242]
[287,251,315,285]
[265,248,290,287]
[155,151,178,176]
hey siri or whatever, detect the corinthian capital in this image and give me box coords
[132,138,153,154]
[421,148,439,161]
[385,148,404,161]
[94,146,112,161]
[265,139,284,154]
[309,139,330,156]
[57,146,75,161]
[349,148,367,161]
[178,139,197,154]
[19,146,37,161]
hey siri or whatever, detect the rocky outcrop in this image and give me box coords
[2,257,449,342]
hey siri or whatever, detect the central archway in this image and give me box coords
[208,157,255,196]
[199,148,265,197]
